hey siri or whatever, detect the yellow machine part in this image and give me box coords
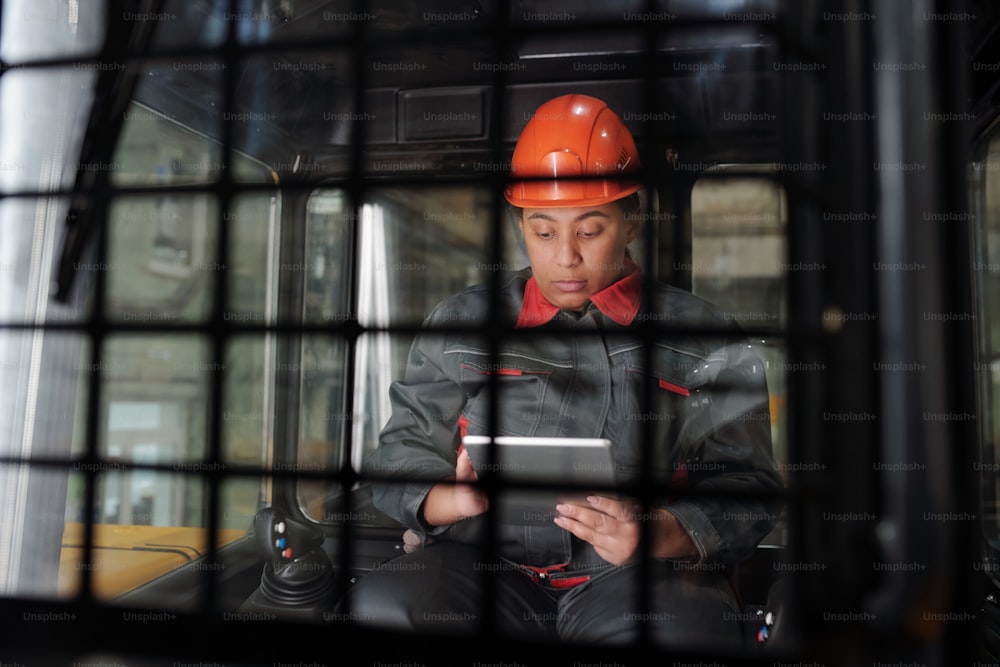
[58,523,246,599]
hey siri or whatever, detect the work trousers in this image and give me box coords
[341,541,747,648]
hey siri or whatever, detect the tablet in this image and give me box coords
[461,435,618,526]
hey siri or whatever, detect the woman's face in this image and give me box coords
[519,202,638,312]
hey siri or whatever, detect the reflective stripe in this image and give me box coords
[517,561,590,589]
[658,378,691,396]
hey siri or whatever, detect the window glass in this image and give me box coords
[1,0,105,62]
[226,1,365,44]
[691,171,788,537]
[94,334,210,461]
[0,198,75,324]
[108,102,278,323]
[690,172,786,327]
[301,189,354,324]
[355,186,504,328]
[105,194,220,322]
[232,51,349,182]
[298,186,512,523]
[0,68,97,194]
[972,133,1000,553]
[296,334,350,521]
[112,96,224,188]
[228,193,281,321]
[146,0,226,50]
[51,101,280,597]
[0,329,90,462]
[294,190,355,522]
[221,476,266,533]
[350,332,413,473]
[59,470,254,605]
[1,463,76,598]
[222,335,272,466]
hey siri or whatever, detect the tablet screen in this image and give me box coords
[461,435,618,525]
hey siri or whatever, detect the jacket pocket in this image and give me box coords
[447,346,568,437]
[618,343,707,483]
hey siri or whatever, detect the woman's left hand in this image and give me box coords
[554,495,699,565]
[553,495,643,565]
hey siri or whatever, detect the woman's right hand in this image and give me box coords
[452,448,490,518]
[421,448,489,525]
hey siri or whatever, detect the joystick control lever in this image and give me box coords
[241,506,334,617]
[253,506,323,563]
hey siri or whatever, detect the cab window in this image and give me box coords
[691,170,787,469]
[972,127,1000,555]
[57,102,279,600]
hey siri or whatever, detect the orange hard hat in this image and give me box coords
[504,94,642,208]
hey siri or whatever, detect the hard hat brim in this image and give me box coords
[504,179,642,208]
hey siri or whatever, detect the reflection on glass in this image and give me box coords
[106,194,219,321]
[691,172,787,467]
[147,0,225,50]
[972,132,1000,550]
[114,101,222,187]
[760,347,788,473]
[113,99,274,186]
[234,52,348,176]
[691,173,787,326]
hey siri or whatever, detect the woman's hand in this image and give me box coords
[421,449,489,526]
[553,495,698,565]
[452,448,490,518]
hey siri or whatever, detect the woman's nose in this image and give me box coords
[555,236,580,267]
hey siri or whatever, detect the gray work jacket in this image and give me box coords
[365,268,783,570]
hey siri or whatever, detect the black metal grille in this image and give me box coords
[0,1,986,666]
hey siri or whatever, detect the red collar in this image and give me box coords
[516,261,642,328]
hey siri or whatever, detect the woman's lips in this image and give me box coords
[552,280,587,292]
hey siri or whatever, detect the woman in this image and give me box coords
[349,94,783,648]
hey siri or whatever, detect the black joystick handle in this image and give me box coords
[253,506,324,562]
[242,507,335,614]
